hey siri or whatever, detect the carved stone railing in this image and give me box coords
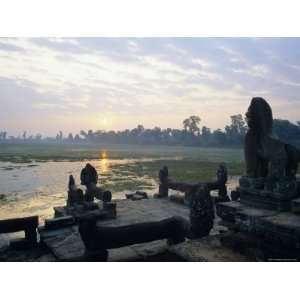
[79,216,188,261]
[156,163,229,203]
[0,216,39,248]
[155,164,230,238]
[75,164,230,261]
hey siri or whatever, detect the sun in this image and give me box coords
[101,118,109,126]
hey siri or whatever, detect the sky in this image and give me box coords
[1,37,300,137]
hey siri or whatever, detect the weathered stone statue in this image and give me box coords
[60,164,115,221]
[157,166,169,197]
[244,97,300,181]
[80,163,98,186]
[67,175,84,206]
[216,163,230,202]
[239,97,300,210]
[187,185,215,238]
[80,163,112,202]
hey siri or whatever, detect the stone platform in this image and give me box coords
[40,198,190,261]
[37,198,245,262]
[239,186,296,211]
[216,200,300,259]
[169,235,249,262]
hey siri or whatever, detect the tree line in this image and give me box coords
[1,114,300,147]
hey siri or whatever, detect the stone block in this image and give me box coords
[169,194,185,205]
[45,216,75,230]
[169,235,249,262]
[216,201,242,222]
[291,199,300,214]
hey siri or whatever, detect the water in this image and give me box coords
[0,158,158,222]
[0,153,240,223]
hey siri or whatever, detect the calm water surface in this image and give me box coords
[0,155,239,223]
[0,157,158,222]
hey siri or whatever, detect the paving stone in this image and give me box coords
[108,246,141,261]
[291,199,300,214]
[40,226,85,260]
[40,198,190,261]
[0,234,9,252]
[169,235,249,262]
[131,240,167,258]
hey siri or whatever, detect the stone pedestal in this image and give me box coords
[239,176,299,211]
[216,201,300,259]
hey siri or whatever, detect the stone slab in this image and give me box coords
[44,216,75,230]
[54,205,115,221]
[217,201,300,253]
[254,212,300,249]
[108,240,167,261]
[239,186,297,211]
[41,198,190,261]
[291,199,300,214]
[0,234,9,252]
[40,226,85,261]
[216,201,243,222]
[98,198,190,227]
[169,235,249,262]
[216,201,276,224]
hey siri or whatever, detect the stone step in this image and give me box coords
[291,199,300,214]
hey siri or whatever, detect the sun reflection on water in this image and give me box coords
[99,150,109,173]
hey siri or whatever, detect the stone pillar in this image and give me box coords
[157,166,169,197]
[188,185,214,239]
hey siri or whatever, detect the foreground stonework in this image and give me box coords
[1,197,248,262]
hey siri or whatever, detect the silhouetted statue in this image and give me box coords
[216,163,230,201]
[80,163,98,186]
[242,97,300,190]
[187,185,214,238]
[240,97,300,210]
[157,166,169,197]
[80,163,111,202]
[67,175,84,206]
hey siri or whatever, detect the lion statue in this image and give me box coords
[244,97,300,190]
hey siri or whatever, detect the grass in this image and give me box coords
[0,143,243,162]
[117,159,244,183]
[0,143,245,192]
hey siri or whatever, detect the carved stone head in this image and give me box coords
[80,163,98,186]
[245,97,273,136]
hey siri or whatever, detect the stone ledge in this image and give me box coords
[168,235,249,262]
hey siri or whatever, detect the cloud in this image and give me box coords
[233,64,270,78]
[1,37,300,135]
[0,41,24,52]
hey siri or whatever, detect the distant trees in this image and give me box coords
[183,116,201,136]
[67,133,74,142]
[224,114,247,146]
[1,114,300,147]
[0,131,7,141]
[56,131,63,142]
[35,133,42,141]
[211,129,227,146]
[273,119,300,144]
